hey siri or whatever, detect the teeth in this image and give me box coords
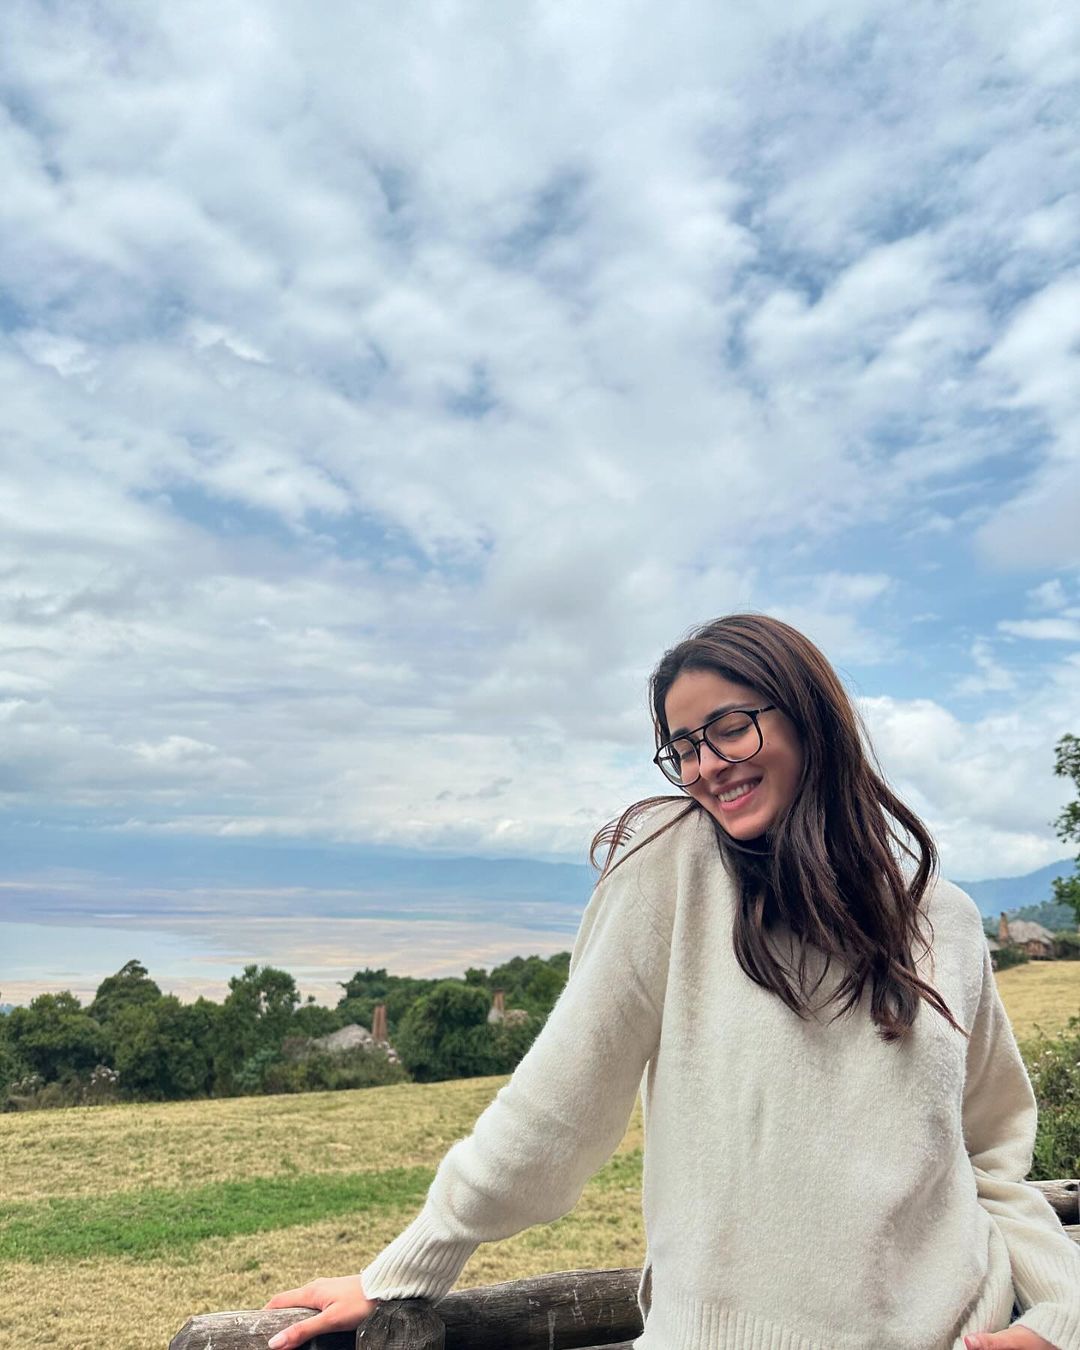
[717,780,758,804]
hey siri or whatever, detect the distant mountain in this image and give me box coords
[955,859,1075,920]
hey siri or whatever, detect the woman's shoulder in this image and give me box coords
[594,800,726,904]
[920,873,990,948]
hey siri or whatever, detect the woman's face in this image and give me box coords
[662,668,804,841]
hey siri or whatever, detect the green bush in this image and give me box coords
[1021,1015,1080,1180]
[0,1028,18,1095]
[5,992,107,1081]
[394,980,542,1083]
[2,1066,122,1112]
[395,982,493,1082]
[232,1046,282,1096]
[111,996,215,1100]
[994,944,1030,970]
[262,1047,410,1094]
[1053,932,1080,961]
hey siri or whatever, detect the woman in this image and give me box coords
[265,615,1079,1350]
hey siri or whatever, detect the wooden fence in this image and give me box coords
[170,1178,1080,1350]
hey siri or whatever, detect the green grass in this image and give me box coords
[0,1165,432,1263]
[0,1148,645,1265]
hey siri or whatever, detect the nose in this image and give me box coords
[695,739,729,782]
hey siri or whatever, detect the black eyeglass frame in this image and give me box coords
[652,705,777,788]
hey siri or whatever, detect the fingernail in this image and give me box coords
[267,1336,284,1349]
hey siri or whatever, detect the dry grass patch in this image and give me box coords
[996,961,1080,1041]
[1,1161,646,1350]
[0,1078,643,1205]
[0,1077,645,1347]
[0,1077,506,1203]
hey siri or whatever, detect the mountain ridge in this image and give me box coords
[954,859,1073,918]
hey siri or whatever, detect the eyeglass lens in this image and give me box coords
[656,710,762,785]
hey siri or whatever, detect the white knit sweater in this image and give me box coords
[361,805,1080,1350]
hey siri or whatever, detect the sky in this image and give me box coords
[1,1,1079,1004]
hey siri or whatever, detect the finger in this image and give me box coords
[266,1309,334,1350]
[263,1288,317,1310]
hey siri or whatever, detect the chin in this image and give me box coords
[704,807,771,840]
[719,820,770,842]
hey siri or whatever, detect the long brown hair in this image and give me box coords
[590,613,965,1044]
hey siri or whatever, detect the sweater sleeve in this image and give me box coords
[962,941,1080,1350]
[359,852,672,1303]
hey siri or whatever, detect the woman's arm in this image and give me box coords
[357,860,672,1301]
[963,942,1080,1350]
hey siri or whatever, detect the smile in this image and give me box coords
[713,778,761,809]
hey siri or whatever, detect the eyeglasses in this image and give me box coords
[653,706,776,787]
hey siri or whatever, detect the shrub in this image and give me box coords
[1021,1015,1080,1180]
[1053,932,1080,961]
[232,1046,282,1096]
[994,944,1030,971]
[2,1066,122,1112]
[5,991,107,1080]
[395,981,492,1082]
[262,1047,409,1094]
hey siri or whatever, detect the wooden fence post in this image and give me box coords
[356,1299,444,1349]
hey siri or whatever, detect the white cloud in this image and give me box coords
[0,0,1077,882]
[861,689,1078,879]
[1028,578,1069,611]
[999,618,1080,642]
[955,640,1016,695]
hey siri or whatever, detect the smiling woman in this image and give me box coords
[656,678,800,840]
[261,613,1078,1350]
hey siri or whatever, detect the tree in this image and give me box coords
[111,996,217,1099]
[292,997,343,1039]
[0,1001,18,1093]
[489,953,570,1019]
[213,964,299,1091]
[337,968,436,1036]
[394,980,493,1082]
[90,960,162,1028]
[394,980,541,1083]
[1053,734,1080,923]
[5,992,107,1081]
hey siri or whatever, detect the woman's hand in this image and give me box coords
[964,1330,1060,1349]
[263,1275,377,1349]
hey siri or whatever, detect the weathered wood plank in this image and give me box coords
[169,1309,354,1349]
[1031,1178,1080,1225]
[169,1268,642,1350]
[357,1299,444,1349]
[439,1268,643,1350]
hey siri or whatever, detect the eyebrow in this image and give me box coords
[667,703,744,739]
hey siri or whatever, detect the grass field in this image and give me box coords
[996,958,1080,1042]
[2,961,1077,1349]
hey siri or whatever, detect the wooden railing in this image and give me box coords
[169,1179,1080,1350]
[170,1268,642,1350]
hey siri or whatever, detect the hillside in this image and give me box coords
[958,859,1074,918]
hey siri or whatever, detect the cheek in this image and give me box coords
[771,738,803,802]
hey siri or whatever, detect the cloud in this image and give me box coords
[0,0,1077,889]
[861,681,1080,879]
[955,640,1017,695]
[1028,578,1070,611]
[998,618,1080,642]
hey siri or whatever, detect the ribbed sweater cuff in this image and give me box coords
[360,1208,478,1304]
[1011,1249,1080,1350]
[1013,1305,1080,1350]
